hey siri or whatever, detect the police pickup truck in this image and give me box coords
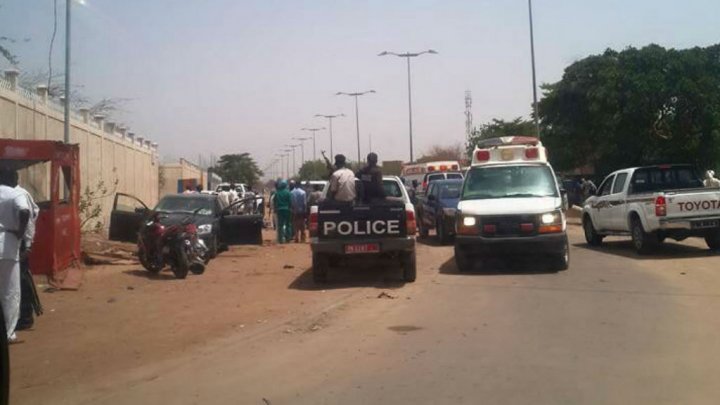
[582,164,720,253]
[454,137,569,272]
[309,176,417,283]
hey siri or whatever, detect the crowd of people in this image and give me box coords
[268,152,386,244]
[0,168,42,345]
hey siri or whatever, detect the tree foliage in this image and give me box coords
[466,118,536,155]
[296,159,330,181]
[211,153,264,185]
[417,143,465,163]
[539,44,720,174]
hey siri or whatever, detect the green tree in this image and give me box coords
[210,153,264,185]
[417,143,465,163]
[296,159,330,181]
[466,118,536,155]
[539,44,720,174]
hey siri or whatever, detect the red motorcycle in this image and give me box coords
[137,212,208,279]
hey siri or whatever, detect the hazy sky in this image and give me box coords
[1,0,719,172]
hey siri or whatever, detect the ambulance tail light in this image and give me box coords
[406,209,417,236]
[451,164,459,170]
[525,148,539,159]
[309,211,319,236]
[428,166,436,172]
[475,150,490,162]
[440,165,448,171]
[655,196,667,217]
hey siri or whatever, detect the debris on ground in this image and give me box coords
[309,324,322,332]
[107,297,117,304]
[283,264,294,269]
[377,291,397,299]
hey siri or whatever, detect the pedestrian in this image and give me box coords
[307,183,323,208]
[328,154,356,202]
[290,180,307,243]
[10,172,41,331]
[356,152,385,204]
[273,180,293,243]
[0,168,30,343]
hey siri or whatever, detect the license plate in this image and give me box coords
[345,243,380,254]
[692,220,719,229]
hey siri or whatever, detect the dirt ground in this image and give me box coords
[10,230,366,403]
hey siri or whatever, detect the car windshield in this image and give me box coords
[440,184,461,199]
[154,196,214,216]
[462,165,558,200]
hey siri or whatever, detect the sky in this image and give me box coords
[1,0,719,175]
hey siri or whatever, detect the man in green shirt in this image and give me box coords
[273,180,293,243]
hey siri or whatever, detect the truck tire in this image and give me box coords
[401,252,417,282]
[705,230,720,250]
[454,245,472,272]
[437,219,449,245]
[312,253,328,283]
[551,240,570,271]
[583,215,603,246]
[631,217,656,255]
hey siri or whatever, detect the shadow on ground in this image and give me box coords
[438,255,560,275]
[288,264,407,291]
[122,269,181,281]
[572,240,717,260]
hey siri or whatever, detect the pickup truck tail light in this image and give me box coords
[406,210,417,236]
[309,212,319,236]
[655,196,667,217]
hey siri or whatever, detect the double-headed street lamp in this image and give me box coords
[336,91,375,162]
[285,145,299,177]
[313,114,344,158]
[378,49,438,163]
[275,153,288,179]
[300,127,325,161]
[292,136,311,166]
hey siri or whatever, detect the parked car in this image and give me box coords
[417,178,463,244]
[109,193,264,258]
[582,164,720,253]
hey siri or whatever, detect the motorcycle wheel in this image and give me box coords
[138,246,162,273]
[171,244,190,279]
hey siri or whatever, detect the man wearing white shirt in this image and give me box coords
[11,172,41,330]
[0,169,30,342]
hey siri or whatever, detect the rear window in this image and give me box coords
[630,166,703,194]
[440,184,461,199]
[447,173,463,180]
[427,174,445,183]
[383,180,404,198]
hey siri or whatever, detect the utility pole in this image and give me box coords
[63,0,72,143]
[528,0,541,139]
[292,136,311,169]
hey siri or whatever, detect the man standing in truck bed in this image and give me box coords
[357,152,385,204]
[328,154,356,203]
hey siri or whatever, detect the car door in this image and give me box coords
[108,193,149,243]
[590,174,616,230]
[219,197,264,245]
[427,183,442,227]
[606,172,630,230]
[421,184,436,227]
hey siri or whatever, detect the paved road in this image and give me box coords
[46,227,720,404]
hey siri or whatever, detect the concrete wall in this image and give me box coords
[0,71,159,230]
[159,159,206,197]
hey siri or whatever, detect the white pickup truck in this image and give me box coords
[582,164,720,253]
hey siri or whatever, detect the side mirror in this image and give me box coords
[134,207,148,214]
[560,189,569,211]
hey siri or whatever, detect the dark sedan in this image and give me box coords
[417,179,463,244]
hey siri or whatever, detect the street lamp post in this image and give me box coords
[275,153,287,178]
[301,127,325,161]
[285,145,299,177]
[336,91,375,163]
[378,49,437,163]
[292,137,311,168]
[527,0,541,139]
[314,114,345,158]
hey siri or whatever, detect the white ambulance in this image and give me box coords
[454,136,569,272]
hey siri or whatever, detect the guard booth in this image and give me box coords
[0,140,81,286]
